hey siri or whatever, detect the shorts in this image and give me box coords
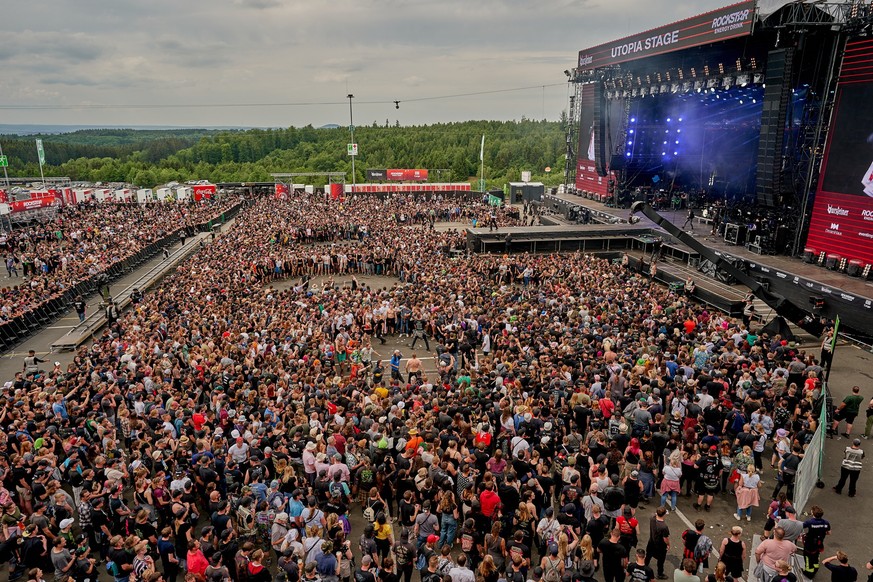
[696,480,718,496]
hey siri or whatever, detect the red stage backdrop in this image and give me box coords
[806,38,873,265]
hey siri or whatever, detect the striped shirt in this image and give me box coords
[842,446,865,471]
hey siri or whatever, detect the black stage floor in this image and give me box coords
[467,210,873,337]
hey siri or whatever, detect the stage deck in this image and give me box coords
[473,195,873,335]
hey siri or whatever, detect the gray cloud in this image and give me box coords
[1,0,732,127]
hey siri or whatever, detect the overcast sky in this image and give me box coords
[2,0,730,128]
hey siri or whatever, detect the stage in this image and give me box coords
[469,193,873,338]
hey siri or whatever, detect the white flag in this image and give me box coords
[480,135,485,161]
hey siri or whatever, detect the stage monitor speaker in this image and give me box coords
[609,154,626,170]
[755,48,794,207]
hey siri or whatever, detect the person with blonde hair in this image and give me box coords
[735,465,761,521]
[660,455,682,511]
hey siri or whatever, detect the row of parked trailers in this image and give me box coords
[0,184,217,215]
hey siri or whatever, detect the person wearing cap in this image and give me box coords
[833,438,865,497]
[775,505,804,542]
[693,445,722,512]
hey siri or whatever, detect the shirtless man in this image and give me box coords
[406,352,423,383]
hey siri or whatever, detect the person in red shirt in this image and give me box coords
[479,482,501,518]
[599,396,615,420]
[191,406,206,431]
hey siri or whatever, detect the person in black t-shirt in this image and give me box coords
[645,508,670,579]
[627,548,655,582]
[598,528,629,582]
[822,552,858,582]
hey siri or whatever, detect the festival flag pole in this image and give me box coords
[36,139,47,186]
[479,134,485,192]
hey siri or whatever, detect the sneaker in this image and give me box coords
[843,433,851,439]
[658,575,669,580]
[863,436,869,440]
[746,516,752,522]
[735,514,741,521]
[705,505,711,512]
[832,487,841,495]
[693,503,701,510]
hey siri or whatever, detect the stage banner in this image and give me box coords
[0,189,7,204]
[386,169,429,181]
[806,38,873,265]
[275,183,289,199]
[366,169,387,181]
[577,1,755,69]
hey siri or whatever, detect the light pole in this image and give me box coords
[347,94,355,189]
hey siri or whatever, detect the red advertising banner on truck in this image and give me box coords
[10,190,63,213]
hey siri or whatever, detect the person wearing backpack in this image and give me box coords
[539,544,564,582]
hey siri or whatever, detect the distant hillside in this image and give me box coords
[0,119,566,189]
[0,124,258,135]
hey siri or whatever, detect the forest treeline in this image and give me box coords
[0,119,567,188]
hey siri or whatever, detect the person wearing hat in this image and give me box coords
[405,428,423,453]
[833,438,865,497]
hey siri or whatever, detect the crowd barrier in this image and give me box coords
[0,201,243,352]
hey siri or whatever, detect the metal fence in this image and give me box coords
[0,201,243,352]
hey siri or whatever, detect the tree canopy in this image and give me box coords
[0,119,566,189]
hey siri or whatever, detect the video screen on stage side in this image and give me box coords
[819,82,873,197]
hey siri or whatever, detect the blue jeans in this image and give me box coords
[439,516,457,548]
[660,491,678,509]
[640,472,655,497]
[737,506,752,518]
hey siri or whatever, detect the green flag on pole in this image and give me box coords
[36,139,45,165]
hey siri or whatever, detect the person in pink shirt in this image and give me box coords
[755,527,796,581]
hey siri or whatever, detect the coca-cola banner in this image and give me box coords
[192,184,216,200]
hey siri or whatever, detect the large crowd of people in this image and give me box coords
[0,191,860,582]
[0,198,240,322]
